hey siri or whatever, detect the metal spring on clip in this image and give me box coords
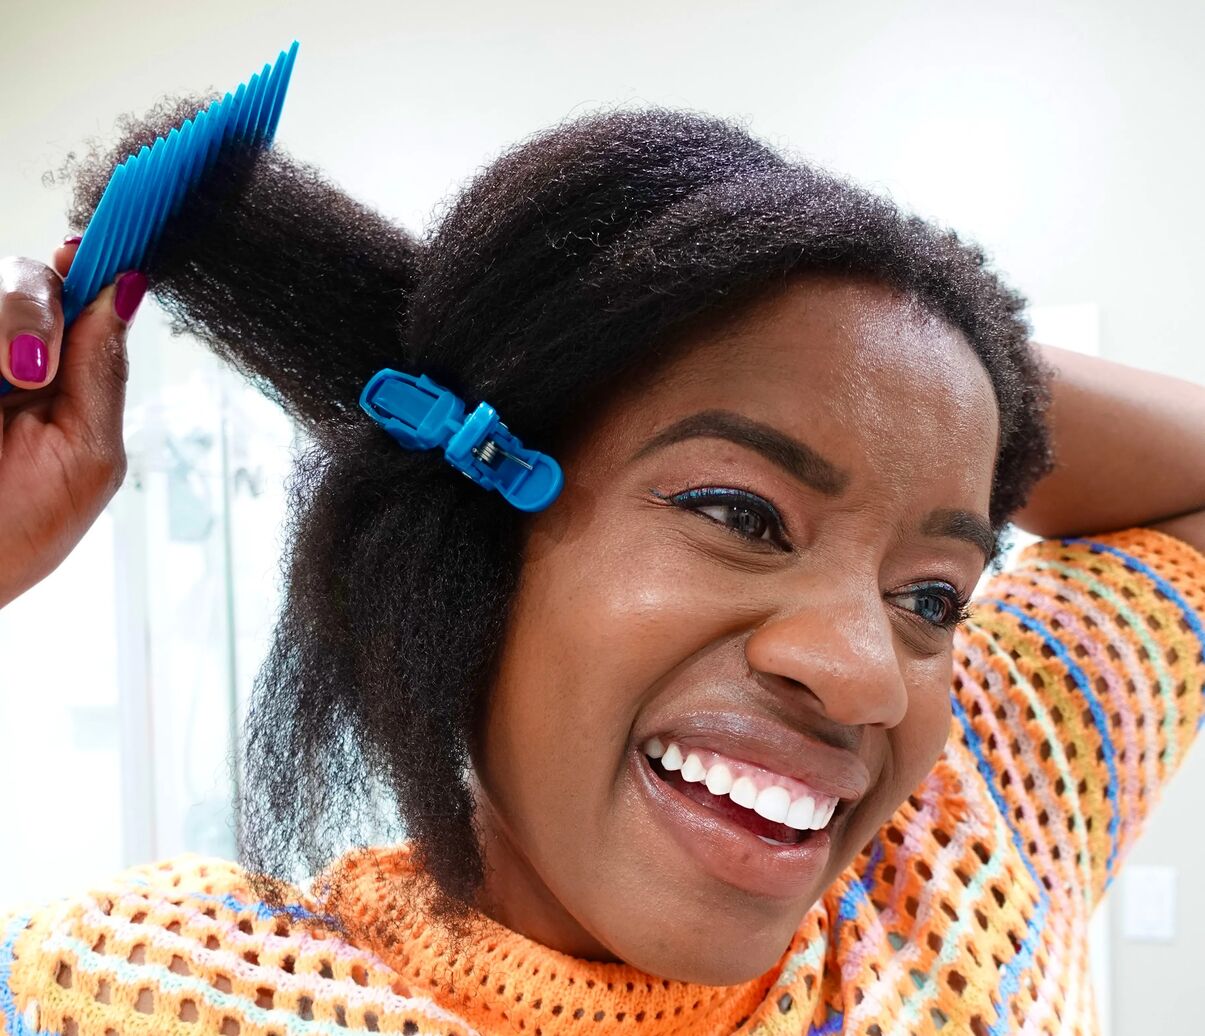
[474,440,502,466]
[473,438,533,470]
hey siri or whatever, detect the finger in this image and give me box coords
[51,234,82,280]
[50,272,145,469]
[0,237,79,400]
[0,256,64,391]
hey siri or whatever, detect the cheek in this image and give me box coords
[478,518,741,826]
[833,652,953,864]
[891,655,955,790]
[517,509,770,708]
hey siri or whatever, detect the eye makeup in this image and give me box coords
[888,582,973,632]
[650,485,792,550]
[650,485,974,632]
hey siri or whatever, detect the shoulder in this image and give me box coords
[1,854,467,1035]
[987,525,1204,616]
[960,525,1205,675]
[2,855,281,1034]
[955,524,1205,784]
[944,526,1205,903]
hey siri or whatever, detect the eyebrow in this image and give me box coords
[922,509,999,566]
[631,409,850,496]
[631,408,997,563]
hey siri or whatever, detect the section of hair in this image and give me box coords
[65,99,495,935]
[66,96,419,433]
[65,103,1054,938]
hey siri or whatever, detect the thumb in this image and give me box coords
[50,271,146,449]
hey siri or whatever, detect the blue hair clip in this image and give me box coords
[359,369,564,513]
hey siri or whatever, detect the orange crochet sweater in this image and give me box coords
[3,528,1204,1036]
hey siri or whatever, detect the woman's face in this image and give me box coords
[471,276,999,984]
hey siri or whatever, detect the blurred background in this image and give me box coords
[1,2,1203,1032]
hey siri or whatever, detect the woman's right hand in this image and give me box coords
[0,240,146,608]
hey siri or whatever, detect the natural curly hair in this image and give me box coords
[68,101,1054,935]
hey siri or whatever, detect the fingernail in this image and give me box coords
[63,234,82,245]
[10,334,48,383]
[114,271,148,323]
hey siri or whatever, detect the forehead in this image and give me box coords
[598,276,1000,511]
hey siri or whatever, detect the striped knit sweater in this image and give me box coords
[3,527,1203,1036]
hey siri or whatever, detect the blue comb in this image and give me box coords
[0,41,299,396]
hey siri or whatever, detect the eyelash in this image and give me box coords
[891,583,973,632]
[660,486,790,549]
[656,485,972,631]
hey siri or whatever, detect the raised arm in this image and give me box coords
[1012,344,1205,551]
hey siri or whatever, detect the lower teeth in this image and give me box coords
[758,835,793,847]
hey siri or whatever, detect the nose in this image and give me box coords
[744,587,909,729]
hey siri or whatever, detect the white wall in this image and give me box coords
[3,2,1203,1031]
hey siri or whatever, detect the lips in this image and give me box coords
[638,709,871,804]
[628,709,870,899]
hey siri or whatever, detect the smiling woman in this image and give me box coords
[470,279,1005,980]
[1,104,1203,1036]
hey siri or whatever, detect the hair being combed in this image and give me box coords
[68,102,1053,937]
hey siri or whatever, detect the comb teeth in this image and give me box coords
[0,41,299,396]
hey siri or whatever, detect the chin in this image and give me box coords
[598,896,816,986]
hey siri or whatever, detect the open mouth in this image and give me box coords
[643,738,842,848]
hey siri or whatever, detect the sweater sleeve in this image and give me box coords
[949,527,1205,909]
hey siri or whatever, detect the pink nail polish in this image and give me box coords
[63,234,83,245]
[114,271,148,323]
[10,334,48,383]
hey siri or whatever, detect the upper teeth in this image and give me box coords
[643,737,839,831]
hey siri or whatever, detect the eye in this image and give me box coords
[891,582,971,631]
[658,486,789,548]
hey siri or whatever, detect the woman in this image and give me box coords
[1,106,1202,1036]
